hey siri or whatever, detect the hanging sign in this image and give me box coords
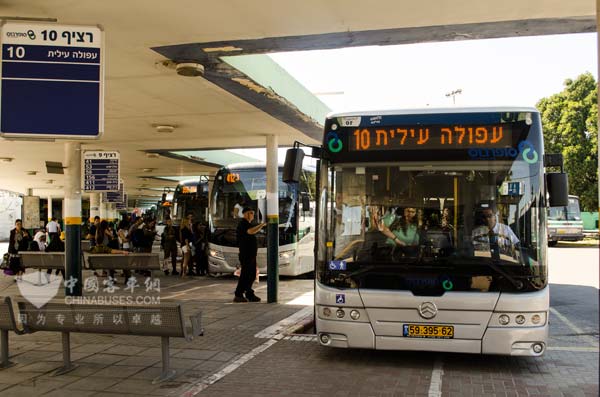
[82,151,119,192]
[0,21,104,139]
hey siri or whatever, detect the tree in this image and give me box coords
[537,72,598,212]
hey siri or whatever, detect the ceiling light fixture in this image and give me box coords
[152,124,176,134]
[0,157,13,162]
[142,168,154,173]
[27,171,38,175]
[146,153,160,158]
[175,62,204,77]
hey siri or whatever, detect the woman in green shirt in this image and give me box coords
[378,207,421,257]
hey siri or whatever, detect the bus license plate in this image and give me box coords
[403,324,454,339]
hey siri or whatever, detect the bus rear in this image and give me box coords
[307,108,562,356]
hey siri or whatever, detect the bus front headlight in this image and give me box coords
[279,249,295,263]
[209,249,224,260]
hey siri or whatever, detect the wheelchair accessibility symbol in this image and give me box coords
[336,294,345,304]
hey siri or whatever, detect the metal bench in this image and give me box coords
[19,252,65,270]
[81,240,91,252]
[14,298,203,383]
[0,297,24,368]
[86,253,161,277]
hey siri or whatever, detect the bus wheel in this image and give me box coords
[548,241,558,247]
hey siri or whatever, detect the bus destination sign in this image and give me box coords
[345,124,513,152]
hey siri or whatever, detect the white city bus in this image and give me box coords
[285,108,568,356]
[547,195,584,246]
[207,163,315,276]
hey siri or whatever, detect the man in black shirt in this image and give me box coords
[234,207,266,302]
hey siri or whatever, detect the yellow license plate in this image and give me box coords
[403,324,454,339]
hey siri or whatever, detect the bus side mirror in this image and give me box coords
[283,148,304,184]
[301,194,310,213]
[546,172,569,207]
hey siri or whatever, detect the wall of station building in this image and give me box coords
[0,190,22,241]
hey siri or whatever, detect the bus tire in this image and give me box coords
[548,241,558,247]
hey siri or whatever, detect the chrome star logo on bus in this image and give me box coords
[418,301,438,319]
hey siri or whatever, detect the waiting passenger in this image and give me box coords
[91,220,129,255]
[46,236,65,278]
[7,219,30,277]
[377,206,422,257]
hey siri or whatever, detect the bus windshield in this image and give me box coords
[210,168,298,246]
[548,197,581,221]
[317,110,546,294]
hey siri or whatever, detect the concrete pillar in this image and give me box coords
[90,193,100,221]
[64,142,82,296]
[266,135,279,303]
[99,200,107,220]
[47,196,53,222]
[110,203,117,222]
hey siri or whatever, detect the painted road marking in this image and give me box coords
[550,307,599,347]
[254,306,313,339]
[180,306,313,396]
[547,346,599,352]
[162,284,220,299]
[180,339,279,397]
[428,356,444,397]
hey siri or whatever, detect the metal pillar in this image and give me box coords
[597,0,600,217]
[266,135,279,303]
[90,193,100,221]
[64,142,82,296]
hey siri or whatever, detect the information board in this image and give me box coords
[116,194,128,210]
[83,151,119,192]
[23,196,40,229]
[0,21,104,139]
[104,180,124,203]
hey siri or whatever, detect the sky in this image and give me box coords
[223,33,598,164]
[269,33,597,112]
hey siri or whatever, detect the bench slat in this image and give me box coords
[19,252,65,269]
[87,254,160,271]
[16,300,186,338]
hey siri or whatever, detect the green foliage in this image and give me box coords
[537,72,598,211]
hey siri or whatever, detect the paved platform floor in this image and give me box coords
[0,266,597,396]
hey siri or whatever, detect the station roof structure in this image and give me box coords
[0,0,595,201]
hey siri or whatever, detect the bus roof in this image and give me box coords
[326,107,539,119]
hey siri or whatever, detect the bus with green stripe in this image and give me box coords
[284,107,568,356]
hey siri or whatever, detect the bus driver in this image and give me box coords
[472,202,519,259]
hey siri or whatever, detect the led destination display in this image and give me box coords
[347,124,513,152]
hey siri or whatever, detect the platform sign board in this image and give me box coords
[104,180,124,203]
[116,194,128,210]
[0,22,104,139]
[83,151,119,192]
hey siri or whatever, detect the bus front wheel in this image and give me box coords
[548,240,558,247]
